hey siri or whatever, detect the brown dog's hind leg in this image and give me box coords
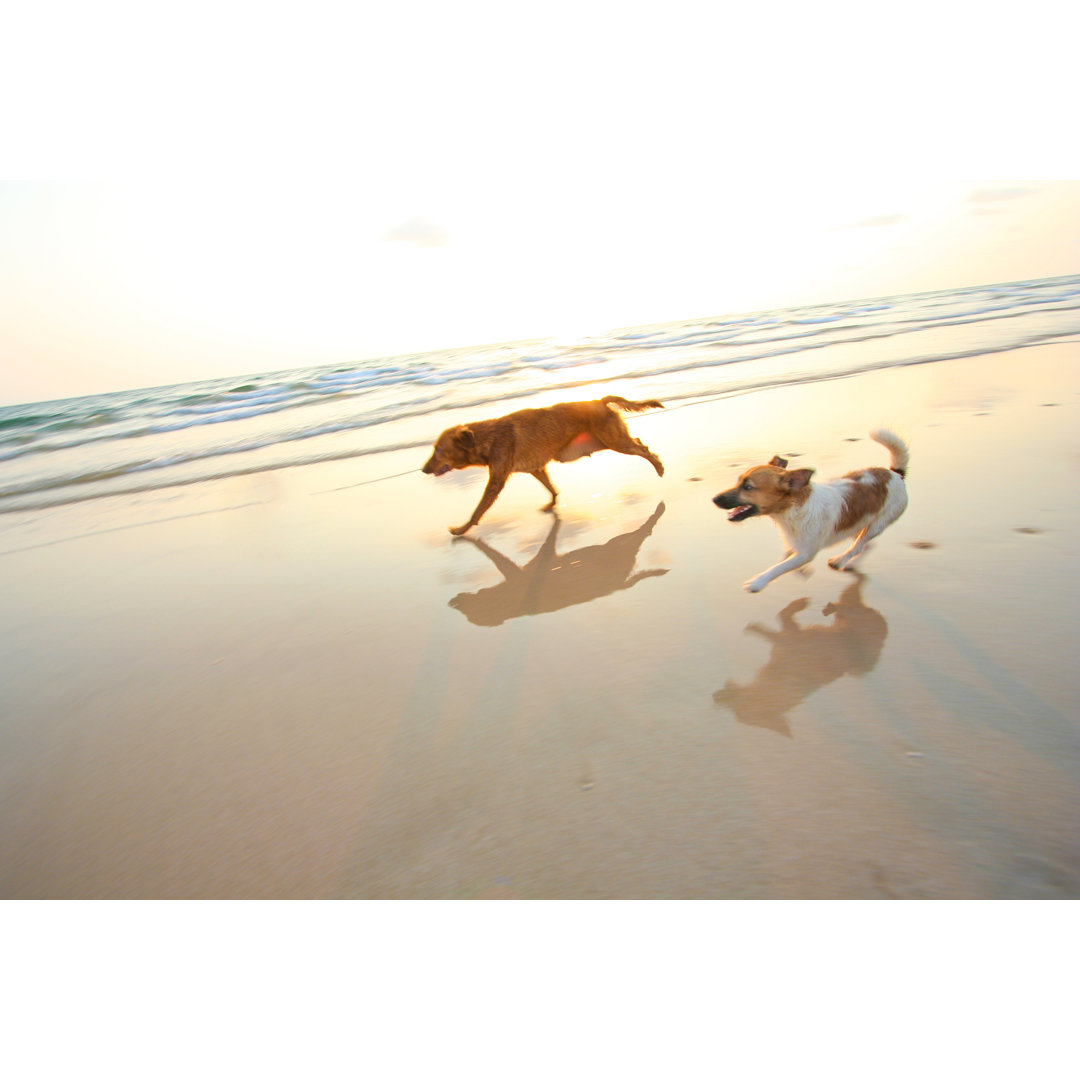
[605,432,664,475]
[592,413,665,476]
[632,438,664,476]
[532,468,558,511]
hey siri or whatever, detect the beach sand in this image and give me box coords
[1,342,1078,899]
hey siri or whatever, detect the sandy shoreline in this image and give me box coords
[1,342,1078,898]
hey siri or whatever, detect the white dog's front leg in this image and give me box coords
[745,551,813,593]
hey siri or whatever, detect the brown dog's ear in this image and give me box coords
[769,455,788,468]
[456,426,475,448]
[784,468,814,491]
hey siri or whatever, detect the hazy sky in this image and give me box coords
[3,3,1078,406]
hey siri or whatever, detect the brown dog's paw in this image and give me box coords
[449,524,472,536]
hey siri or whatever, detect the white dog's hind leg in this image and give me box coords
[828,521,888,570]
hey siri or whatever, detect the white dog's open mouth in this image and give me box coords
[727,504,758,522]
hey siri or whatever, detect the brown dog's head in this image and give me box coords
[713,455,814,521]
[422,426,477,476]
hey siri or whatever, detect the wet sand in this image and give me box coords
[1,343,1078,898]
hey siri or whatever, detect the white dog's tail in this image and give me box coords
[870,428,910,478]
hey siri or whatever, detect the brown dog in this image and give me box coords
[422,395,665,534]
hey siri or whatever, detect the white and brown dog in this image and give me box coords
[713,430,909,592]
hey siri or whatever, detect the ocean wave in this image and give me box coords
[0,411,63,431]
[4,330,1075,515]
[0,438,432,515]
[1,273,1076,515]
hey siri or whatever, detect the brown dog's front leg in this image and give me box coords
[531,468,558,511]
[450,472,507,535]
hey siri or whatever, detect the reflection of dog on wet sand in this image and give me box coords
[422,396,664,535]
[449,503,668,626]
[713,575,887,737]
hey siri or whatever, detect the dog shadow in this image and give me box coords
[449,502,669,626]
[713,573,888,737]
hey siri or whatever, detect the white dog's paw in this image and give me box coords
[827,556,845,571]
[744,577,768,593]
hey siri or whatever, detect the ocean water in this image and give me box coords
[2,274,1078,517]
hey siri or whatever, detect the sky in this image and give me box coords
[2,2,1079,406]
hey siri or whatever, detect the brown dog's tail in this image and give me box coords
[601,395,664,413]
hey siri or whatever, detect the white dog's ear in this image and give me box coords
[784,468,814,491]
[769,455,788,468]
